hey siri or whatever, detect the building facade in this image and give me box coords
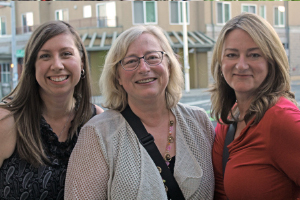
[0,1,299,96]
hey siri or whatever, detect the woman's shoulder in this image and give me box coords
[0,107,17,167]
[81,109,125,134]
[266,97,300,118]
[175,102,207,116]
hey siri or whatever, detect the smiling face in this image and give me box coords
[117,33,170,105]
[221,29,269,100]
[35,33,82,99]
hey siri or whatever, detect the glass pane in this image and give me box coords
[145,2,155,23]
[0,17,6,35]
[249,6,255,14]
[225,4,230,23]
[180,2,183,23]
[133,2,144,24]
[260,6,265,18]
[63,10,68,21]
[242,6,248,13]
[280,11,285,26]
[186,2,189,23]
[170,2,179,23]
[107,3,116,27]
[274,8,279,26]
[83,5,92,18]
[26,13,33,26]
[217,3,223,23]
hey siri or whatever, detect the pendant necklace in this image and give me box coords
[165,112,174,166]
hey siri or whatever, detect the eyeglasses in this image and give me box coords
[119,51,166,71]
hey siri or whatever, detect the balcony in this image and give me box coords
[15,16,118,35]
[68,16,118,29]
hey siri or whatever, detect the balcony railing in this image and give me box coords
[15,16,118,35]
[68,16,118,29]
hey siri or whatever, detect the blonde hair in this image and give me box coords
[0,21,93,166]
[210,12,296,125]
[100,25,184,111]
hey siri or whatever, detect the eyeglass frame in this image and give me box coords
[119,51,167,71]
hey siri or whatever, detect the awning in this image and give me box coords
[81,30,215,52]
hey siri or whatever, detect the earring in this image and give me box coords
[81,69,86,79]
[220,72,223,77]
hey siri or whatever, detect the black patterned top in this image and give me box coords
[0,105,97,200]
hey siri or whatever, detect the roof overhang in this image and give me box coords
[81,30,215,52]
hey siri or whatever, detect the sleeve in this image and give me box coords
[65,125,109,200]
[269,107,300,187]
[212,123,228,200]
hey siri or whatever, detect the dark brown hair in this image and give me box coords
[1,21,93,166]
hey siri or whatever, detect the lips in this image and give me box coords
[136,78,156,84]
[48,75,69,82]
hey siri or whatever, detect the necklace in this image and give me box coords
[57,108,73,139]
[165,118,174,166]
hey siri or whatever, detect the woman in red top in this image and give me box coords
[210,13,300,200]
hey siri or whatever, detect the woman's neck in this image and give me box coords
[128,100,170,128]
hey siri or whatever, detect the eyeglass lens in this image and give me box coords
[121,51,163,70]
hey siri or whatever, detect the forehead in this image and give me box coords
[223,29,257,48]
[127,33,162,53]
[41,33,77,49]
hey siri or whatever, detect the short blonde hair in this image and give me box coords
[210,12,296,124]
[100,25,184,111]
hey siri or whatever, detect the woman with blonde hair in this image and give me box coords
[65,25,215,199]
[210,12,300,199]
[0,21,103,199]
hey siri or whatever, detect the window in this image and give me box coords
[96,2,116,28]
[83,5,92,18]
[170,2,189,25]
[274,6,285,27]
[259,5,266,19]
[242,5,256,14]
[217,2,230,25]
[55,9,68,21]
[0,17,6,35]
[0,63,10,84]
[21,12,33,34]
[133,1,157,24]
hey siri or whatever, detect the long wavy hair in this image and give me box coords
[209,13,296,125]
[0,21,93,166]
[100,25,184,111]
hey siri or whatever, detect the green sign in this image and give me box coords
[16,49,24,57]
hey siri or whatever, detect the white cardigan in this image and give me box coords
[65,103,215,200]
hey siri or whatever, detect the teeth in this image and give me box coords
[137,78,155,83]
[50,76,68,82]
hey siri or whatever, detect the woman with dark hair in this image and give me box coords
[0,21,103,199]
[210,12,300,199]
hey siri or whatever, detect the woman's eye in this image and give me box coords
[226,53,236,58]
[250,53,261,58]
[39,54,50,59]
[62,52,72,57]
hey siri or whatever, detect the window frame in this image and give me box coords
[259,5,266,19]
[132,1,158,25]
[55,9,69,21]
[169,1,190,25]
[21,12,34,34]
[0,16,7,35]
[216,2,231,25]
[96,2,117,28]
[241,4,257,14]
[274,6,285,27]
[0,63,11,84]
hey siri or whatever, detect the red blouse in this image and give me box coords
[213,97,300,200]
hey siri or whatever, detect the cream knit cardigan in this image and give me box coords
[65,103,215,200]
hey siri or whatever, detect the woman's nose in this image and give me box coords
[236,55,249,70]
